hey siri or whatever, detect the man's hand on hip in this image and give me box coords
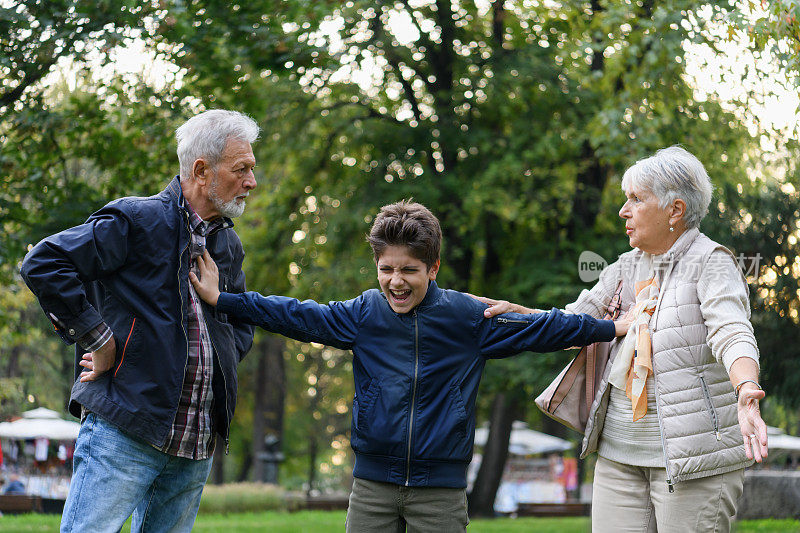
[78,336,116,382]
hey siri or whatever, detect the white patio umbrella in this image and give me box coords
[473,420,573,455]
[0,407,80,441]
[766,426,800,452]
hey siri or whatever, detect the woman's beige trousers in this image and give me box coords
[591,456,744,533]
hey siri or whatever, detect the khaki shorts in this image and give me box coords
[345,477,469,533]
[591,456,744,533]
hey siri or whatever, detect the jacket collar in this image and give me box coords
[165,175,184,205]
[416,280,442,311]
[165,175,235,229]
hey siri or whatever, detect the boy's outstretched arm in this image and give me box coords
[478,307,629,359]
[190,250,360,350]
[467,292,631,337]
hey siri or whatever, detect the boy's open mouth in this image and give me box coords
[390,289,411,302]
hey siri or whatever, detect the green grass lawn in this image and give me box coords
[1,512,798,532]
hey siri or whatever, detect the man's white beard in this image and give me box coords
[209,175,246,218]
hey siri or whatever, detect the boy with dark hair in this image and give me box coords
[189,200,629,531]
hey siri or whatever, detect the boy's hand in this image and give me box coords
[189,250,221,306]
[465,294,541,317]
[613,311,633,337]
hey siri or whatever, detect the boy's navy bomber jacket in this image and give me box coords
[216,280,615,489]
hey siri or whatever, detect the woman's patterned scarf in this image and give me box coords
[608,257,660,421]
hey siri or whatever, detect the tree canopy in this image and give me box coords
[3,0,800,506]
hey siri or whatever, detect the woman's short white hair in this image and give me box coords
[176,110,259,180]
[621,145,713,229]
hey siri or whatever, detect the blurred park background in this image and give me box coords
[2,0,800,523]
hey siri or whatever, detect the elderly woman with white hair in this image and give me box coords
[481,146,767,532]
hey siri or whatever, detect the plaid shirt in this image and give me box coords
[78,323,114,353]
[78,200,227,460]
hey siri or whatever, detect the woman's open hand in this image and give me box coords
[738,384,768,463]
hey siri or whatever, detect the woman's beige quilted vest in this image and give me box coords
[581,230,753,488]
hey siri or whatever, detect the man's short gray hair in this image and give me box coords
[621,145,713,229]
[176,110,259,181]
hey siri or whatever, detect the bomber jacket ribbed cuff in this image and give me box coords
[597,319,616,342]
[216,292,242,315]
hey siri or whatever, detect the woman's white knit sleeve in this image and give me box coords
[698,249,760,372]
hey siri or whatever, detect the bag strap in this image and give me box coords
[585,280,624,410]
[604,280,624,320]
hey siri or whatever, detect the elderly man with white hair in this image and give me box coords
[21,110,258,532]
[481,146,767,532]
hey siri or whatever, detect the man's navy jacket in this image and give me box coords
[216,281,615,488]
[20,177,254,449]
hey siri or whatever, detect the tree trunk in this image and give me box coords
[306,369,321,497]
[575,455,586,502]
[481,215,503,292]
[307,437,318,497]
[237,450,252,482]
[566,0,608,241]
[211,438,225,484]
[567,140,607,239]
[6,346,20,378]
[251,336,286,482]
[541,412,570,440]
[467,392,524,517]
[441,221,474,292]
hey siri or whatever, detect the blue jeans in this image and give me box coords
[61,413,213,533]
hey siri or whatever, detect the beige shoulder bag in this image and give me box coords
[534,281,624,433]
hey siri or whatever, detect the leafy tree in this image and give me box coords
[0,1,163,276]
[724,0,800,410]
[153,0,777,513]
[706,169,800,407]
[0,279,70,419]
[4,0,799,514]
[0,0,154,111]
[741,0,800,80]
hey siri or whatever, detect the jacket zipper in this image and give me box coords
[405,310,420,486]
[207,333,230,454]
[496,317,529,325]
[651,261,675,493]
[203,228,231,454]
[582,380,609,458]
[652,365,674,493]
[699,375,721,441]
[172,235,193,449]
